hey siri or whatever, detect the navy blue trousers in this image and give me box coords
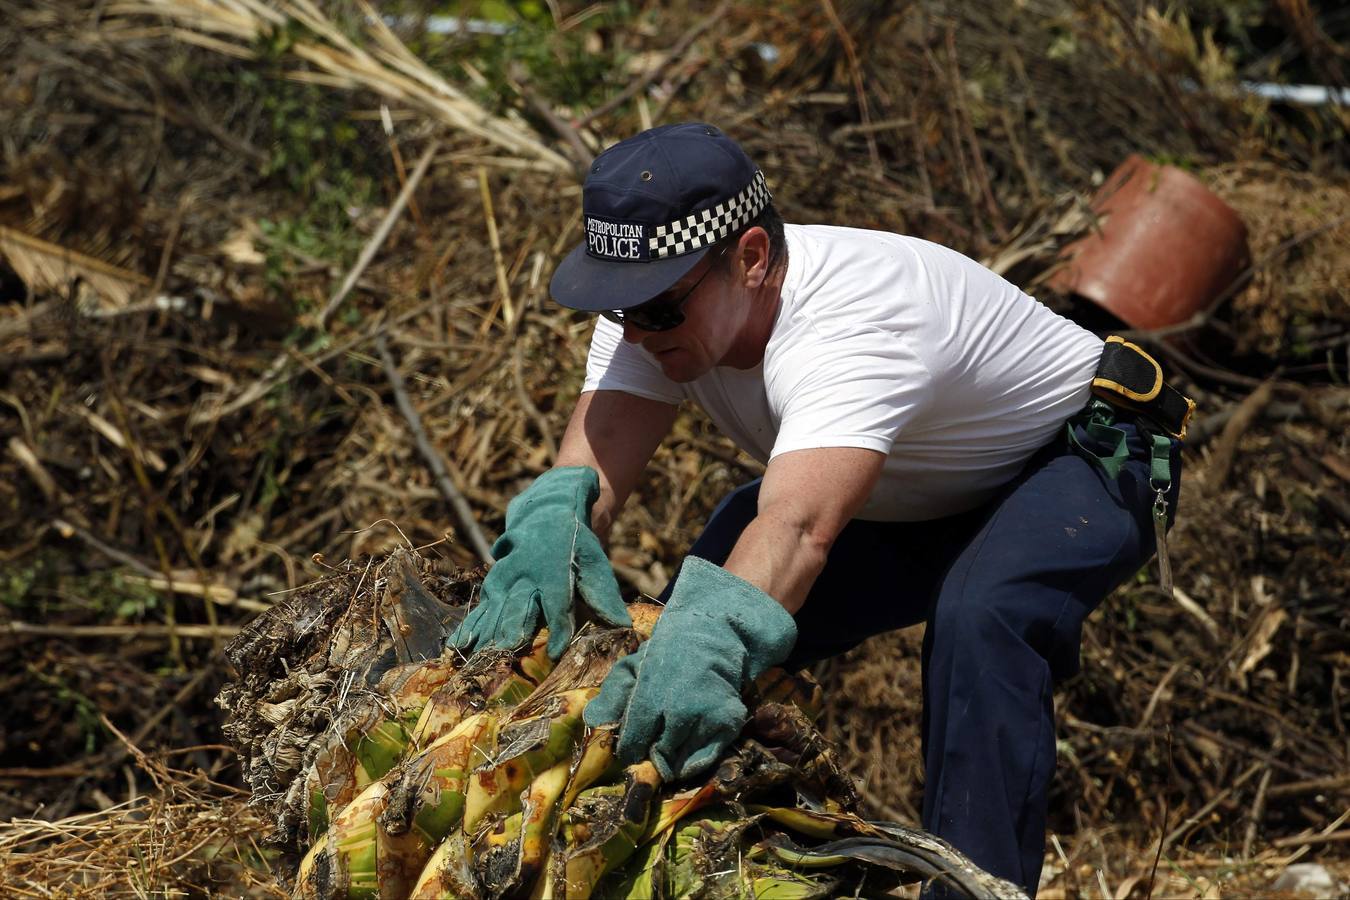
[658,413,1182,896]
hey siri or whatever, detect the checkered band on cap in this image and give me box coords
[649,170,771,259]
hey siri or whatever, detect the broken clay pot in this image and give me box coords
[1050,155,1250,331]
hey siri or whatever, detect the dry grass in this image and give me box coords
[0,775,285,898]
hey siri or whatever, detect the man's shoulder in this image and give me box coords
[784,222,900,245]
[783,224,977,275]
[780,225,970,308]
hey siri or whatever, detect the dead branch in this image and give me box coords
[1204,379,1276,493]
[374,334,494,565]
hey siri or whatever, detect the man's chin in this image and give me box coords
[660,366,696,383]
[656,357,703,383]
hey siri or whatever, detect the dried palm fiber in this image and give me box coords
[218,547,1026,899]
[0,226,150,310]
[100,0,572,174]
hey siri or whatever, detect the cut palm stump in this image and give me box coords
[218,548,1026,899]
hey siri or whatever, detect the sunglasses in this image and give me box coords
[600,246,727,333]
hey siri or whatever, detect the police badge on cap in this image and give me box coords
[584,216,649,262]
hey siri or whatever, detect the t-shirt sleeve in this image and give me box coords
[581,317,685,405]
[769,323,934,458]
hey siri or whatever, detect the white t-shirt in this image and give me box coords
[583,224,1104,521]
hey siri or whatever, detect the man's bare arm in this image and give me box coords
[721,446,886,614]
[556,390,679,540]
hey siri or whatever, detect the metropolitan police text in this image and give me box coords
[586,219,646,260]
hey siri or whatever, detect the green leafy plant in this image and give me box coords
[30,667,107,756]
[410,1,635,114]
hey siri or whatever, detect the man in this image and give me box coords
[449,122,1188,895]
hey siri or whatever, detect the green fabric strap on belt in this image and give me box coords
[1068,400,1176,490]
[1067,400,1129,480]
[1149,432,1172,492]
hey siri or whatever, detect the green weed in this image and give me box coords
[411,1,635,114]
[2,555,162,621]
[29,667,107,755]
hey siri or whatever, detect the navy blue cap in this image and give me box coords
[550,123,771,312]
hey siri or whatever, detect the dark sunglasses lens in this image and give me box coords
[633,304,681,331]
[639,303,686,331]
[601,300,682,332]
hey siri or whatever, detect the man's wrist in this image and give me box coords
[669,557,797,677]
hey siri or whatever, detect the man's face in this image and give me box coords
[620,251,746,382]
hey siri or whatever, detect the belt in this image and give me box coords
[1091,336,1195,441]
[1071,335,1193,599]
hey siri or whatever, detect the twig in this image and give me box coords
[999,104,1042,203]
[1145,727,1173,898]
[7,437,59,502]
[1321,452,1350,485]
[380,105,424,234]
[477,166,515,336]
[111,0,571,172]
[832,116,915,141]
[675,435,766,477]
[650,56,707,125]
[511,71,593,178]
[1204,380,1276,493]
[512,343,558,462]
[53,518,161,579]
[51,519,268,612]
[317,140,439,329]
[821,0,881,175]
[0,227,150,309]
[188,347,291,427]
[1267,774,1350,799]
[149,194,187,300]
[53,669,215,810]
[4,622,241,639]
[1170,586,1221,642]
[1243,739,1279,858]
[1270,807,1350,849]
[374,334,494,564]
[76,406,168,472]
[1138,662,1184,729]
[0,348,69,370]
[1184,400,1307,446]
[907,93,934,208]
[189,298,427,427]
[945,26,1005,238]
[1162,761,1263,852]
[1181,722,1320,781]
[1272,830,1350,848]
[574,1,729,129]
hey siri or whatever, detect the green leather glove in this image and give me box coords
[447,466,630,660]
[582,556,798,781]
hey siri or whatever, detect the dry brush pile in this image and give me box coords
[216,547,1023,898]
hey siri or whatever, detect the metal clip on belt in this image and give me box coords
[1091,336,1196,440]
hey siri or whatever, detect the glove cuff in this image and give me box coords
[666,556,797,680]
[506,465,602,527]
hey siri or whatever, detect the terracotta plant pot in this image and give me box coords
[1049,155,1250,330]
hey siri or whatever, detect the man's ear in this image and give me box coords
[735,227,771,289]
